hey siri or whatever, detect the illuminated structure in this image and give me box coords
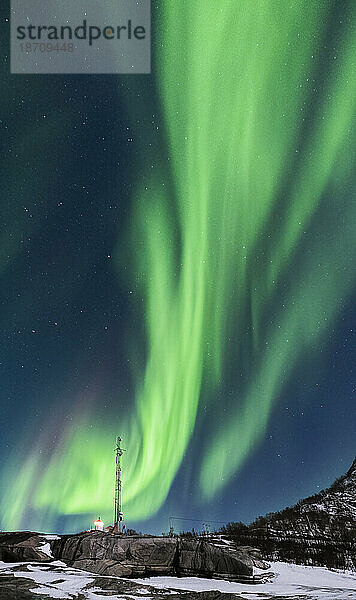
[94,516,104,531]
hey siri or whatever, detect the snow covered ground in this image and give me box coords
[133,562,356,599]
[0,560,95,599]
[0,559,355,599]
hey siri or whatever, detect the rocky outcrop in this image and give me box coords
[0,532,53,563]
[0,531,270,583]
[50,532,266,581]
[177,538,269,582]
[52,533,178,578]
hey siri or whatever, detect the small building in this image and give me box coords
[94,517,104,531]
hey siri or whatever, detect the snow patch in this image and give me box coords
[84,594,123,600]
[29,585,71,599]
[124,595,153,600]
[1,559,355,600]
[38,542,54,558]
[5,564,95,597]
[133,561,356,599]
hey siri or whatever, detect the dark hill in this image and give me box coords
[221,458,356,570]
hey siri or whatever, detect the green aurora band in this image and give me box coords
[2,1,356,530]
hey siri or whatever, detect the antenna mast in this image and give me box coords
[114,436,125,533]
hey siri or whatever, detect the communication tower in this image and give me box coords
[113,436,125,533]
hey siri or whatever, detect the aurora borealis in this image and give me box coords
[0,1,355,534]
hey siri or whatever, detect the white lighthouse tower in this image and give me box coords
[94,516,104,531]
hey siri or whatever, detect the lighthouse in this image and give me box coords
[94,516,104,531]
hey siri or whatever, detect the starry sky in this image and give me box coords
[0,1,355,535]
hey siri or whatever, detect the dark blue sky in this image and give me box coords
[0,3,355,535]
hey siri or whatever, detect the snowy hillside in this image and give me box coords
[221,458,356,570]
[300,458,356,529]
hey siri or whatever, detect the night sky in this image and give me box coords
[0,1,355,535]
